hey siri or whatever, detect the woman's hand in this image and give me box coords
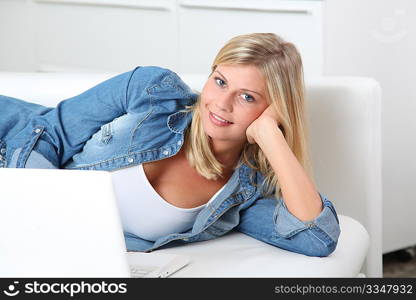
[246,104,283,144]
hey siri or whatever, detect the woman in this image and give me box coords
[0,33,340,256]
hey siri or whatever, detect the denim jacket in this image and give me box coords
[0,66,341,257]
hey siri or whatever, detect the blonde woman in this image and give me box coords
[0,33,340,256]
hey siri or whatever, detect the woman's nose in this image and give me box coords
[215,93,233,112]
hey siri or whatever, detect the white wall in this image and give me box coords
[0,0,36,71]
[324,0,416,254]
[0,0,323,76]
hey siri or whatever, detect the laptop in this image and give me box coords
[0,168,189,278]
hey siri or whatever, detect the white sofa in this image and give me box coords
[0,71,381,277]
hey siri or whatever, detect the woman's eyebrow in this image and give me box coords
[214,70,263,97]
[240,88,263,97]
[214,70,228,81]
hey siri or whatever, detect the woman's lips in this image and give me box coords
[209,112,233,126]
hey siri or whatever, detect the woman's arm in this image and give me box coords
[246,106,322,222]
[37,66,174,165]
[236,192,340,257]
[242,105,340,257]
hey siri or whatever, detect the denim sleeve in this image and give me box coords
[37,66,173,165]
[235,192,341,257]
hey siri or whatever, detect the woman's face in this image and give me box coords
[200,64,269,145]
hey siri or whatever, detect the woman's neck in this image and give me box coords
[209,138,244,173]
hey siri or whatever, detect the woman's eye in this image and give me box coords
[241,93,255,102]
[215,77,226,87]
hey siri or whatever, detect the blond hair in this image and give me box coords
[182,33,315,199]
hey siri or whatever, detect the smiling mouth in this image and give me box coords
[210,112,233,124]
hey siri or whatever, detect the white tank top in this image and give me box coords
[110,164,225,241]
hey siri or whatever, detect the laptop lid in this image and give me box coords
[0,168,130,277]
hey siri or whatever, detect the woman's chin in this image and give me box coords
[203,124,242,142]
[207,134,240,143]
[207,134,226,142]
